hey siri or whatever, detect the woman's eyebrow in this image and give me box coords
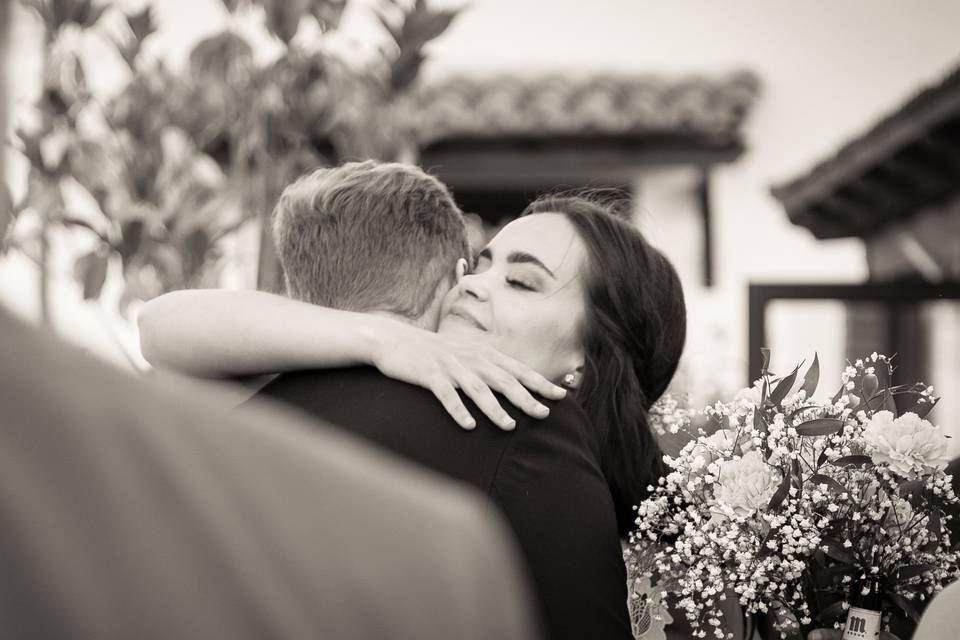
[508,251,556,278]
[478,247,556,278]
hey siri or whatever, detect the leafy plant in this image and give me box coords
[4,0,460,317]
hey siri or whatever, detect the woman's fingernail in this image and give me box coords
[502,418,516,430]
[464,420,476,430]
[554,386,567,397]
[535,405,549,417]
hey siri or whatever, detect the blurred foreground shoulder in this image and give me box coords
[0,308,540,640]
[914,579,960,640]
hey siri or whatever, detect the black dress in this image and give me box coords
[250,366,632,640]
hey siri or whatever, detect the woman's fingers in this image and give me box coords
[456,371,515,430]
[486,371,551,420]
[429,380,477,430]
[494,354,566,401]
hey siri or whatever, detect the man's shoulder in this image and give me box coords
[255,366,446,417]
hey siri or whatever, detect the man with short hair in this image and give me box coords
[272,160,469,330]
[251,160,633,640]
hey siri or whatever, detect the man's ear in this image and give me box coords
[455,257,469,283]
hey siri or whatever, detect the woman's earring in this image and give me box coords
[563,372,577,388]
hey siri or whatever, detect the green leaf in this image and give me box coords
[831,384,844,404]
[817,599,848,622]
[885,591,920,622]
[817,449,828,467]
[829,455,872,468]
[819,564,854,583]
[769,364,801,406]
[893,564,936,583]
[795,418,844,437]
[799,352,820,399]
[894,391,938,419]
[809,473,847,494]
[927,509,942,540]
[916,397,938,419]
[768,469,791,510]
[820,536,856,564]
[893,391,922,416]
[882,389,897,414]
[754,409,770,457]
[74,249,109,300]
[864,391,887,413]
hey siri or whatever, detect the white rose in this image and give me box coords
[861,410,951,476]
[713,451,781,518]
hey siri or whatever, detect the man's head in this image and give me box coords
[273,160,469,328]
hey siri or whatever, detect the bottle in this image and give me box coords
[842,576,883,640]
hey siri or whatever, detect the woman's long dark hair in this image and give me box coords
[522,194,687,535]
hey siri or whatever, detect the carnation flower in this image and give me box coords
[862,410,951,476]
[713,451,781,518]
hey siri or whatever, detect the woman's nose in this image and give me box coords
[459,272,490,301]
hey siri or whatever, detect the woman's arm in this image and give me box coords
[138,289,566,429]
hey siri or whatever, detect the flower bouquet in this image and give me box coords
[628,352,959,639]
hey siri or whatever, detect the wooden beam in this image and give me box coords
[844,173,914,221]
[746,282,960,384]
[422,144,741,190]
[917,135,960,172]
[697,169,714,287]
[885,152,956,198]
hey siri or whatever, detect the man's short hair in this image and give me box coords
[272,160,469,318]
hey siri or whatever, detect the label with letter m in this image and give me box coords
[842,606,881,640]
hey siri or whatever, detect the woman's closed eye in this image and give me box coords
[506,276,537,291]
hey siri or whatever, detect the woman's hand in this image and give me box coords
[366,318,567,430]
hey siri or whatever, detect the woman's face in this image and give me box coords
[437,213,588,382]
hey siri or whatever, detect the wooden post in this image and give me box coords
[697,168,714,287]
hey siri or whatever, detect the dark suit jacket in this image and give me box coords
[0,309,539,640]
[253,366,632,640]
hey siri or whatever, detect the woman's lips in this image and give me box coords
[448,307,487,331]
